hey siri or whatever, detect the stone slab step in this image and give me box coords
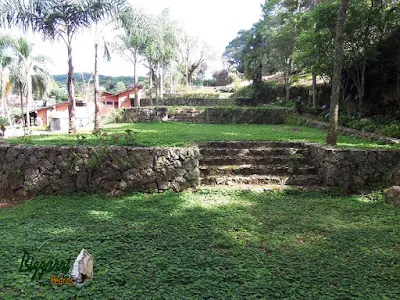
[200,165,317,176]
[201,175,321,186]
[197,185,328,192]
[199,141,307,149]
[200,156,308,166]
[200,147,308,157]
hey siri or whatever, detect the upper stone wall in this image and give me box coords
[140,98,236,107]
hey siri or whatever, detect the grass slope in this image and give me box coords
[0,189,399,299]
[6,122,400,149]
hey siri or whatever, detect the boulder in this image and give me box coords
[384,186,400,207]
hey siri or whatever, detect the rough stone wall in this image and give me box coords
[307,143,400,191]
[0,145,200,199]
[118,107,168,123]
[203,108,292,124]
[140,98,235,107]
[121,107,292,124]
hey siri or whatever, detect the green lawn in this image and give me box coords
[6,122,400,149]
[0,189,399,298]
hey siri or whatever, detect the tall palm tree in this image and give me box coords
[8,38,51,134]
[0,34,14,124]
[0,0,128,133]
[13,38,51,132]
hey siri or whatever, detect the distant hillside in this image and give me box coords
[53,73,147,90]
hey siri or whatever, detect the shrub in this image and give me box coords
[285,115,305,126]
[380,124,400,138]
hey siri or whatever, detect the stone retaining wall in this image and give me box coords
[307,143,400,191]
[118,107,168,123]
[203,107,292,124]
[140,98,236,107]
[120,107,293,124]
[0,145,200,199]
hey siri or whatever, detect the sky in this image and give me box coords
[10,0,264,77]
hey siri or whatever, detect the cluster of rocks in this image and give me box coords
[0,145,199,199]
[384,170,400,207]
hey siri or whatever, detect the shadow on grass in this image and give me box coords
[0,189,399,299]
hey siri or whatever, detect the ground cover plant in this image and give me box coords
[0,189,399,299]
[5,122,400,149]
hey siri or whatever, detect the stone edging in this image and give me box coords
[298,116,400,145]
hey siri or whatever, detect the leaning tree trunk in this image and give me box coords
[67,43,77,134]
[312,72,317,108]
[327,0,350,146]
[94,39,101,131]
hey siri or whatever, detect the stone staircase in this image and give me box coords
[199,141,321,188]
[168,108,205,123]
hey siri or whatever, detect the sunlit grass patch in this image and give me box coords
[0,189,399,298]
[6,122,399,149]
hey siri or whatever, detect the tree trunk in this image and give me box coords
[0,72,4,119]
[326,0,349,146]
[185,60,189,88]
[67,43,77,134]
[5,93,12,129]
[26,74,32,132]
[160,66,163,101]
[359,58,366,115]
[312,72,317,108]
[155,61,160,104]
[133,50,140,108]
[19,82,25,136]
[149,69,153,106]
[170,61,173,93]
[94,38,100,131]
[285,59,292,101]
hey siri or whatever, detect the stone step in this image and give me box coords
[199,141,307,149]
[201,174,321,186]
[200,147,308,157]
[200,156,308,166]
[200,165,317,176]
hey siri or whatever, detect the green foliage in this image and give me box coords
[233,82,282,106]
[285,115,305,126]
[380,124,400,138]
[1,189,400,298]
